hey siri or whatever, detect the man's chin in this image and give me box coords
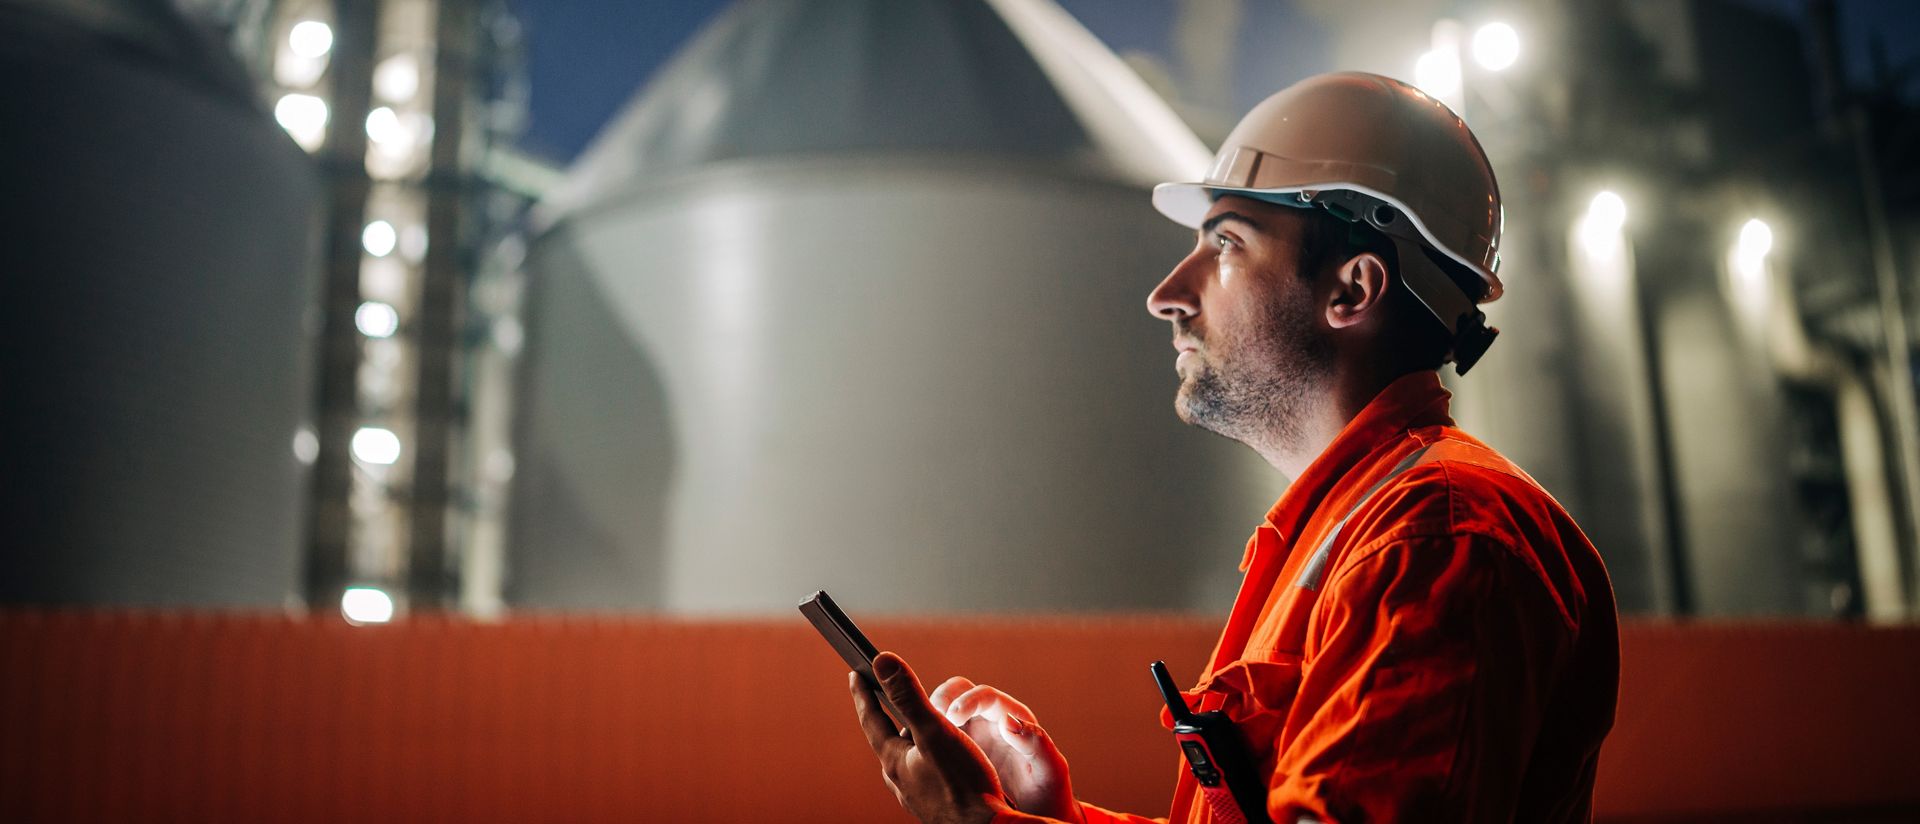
[1172,384,1208,428]
[1172,379,1196,423]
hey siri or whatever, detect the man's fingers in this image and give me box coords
[947,684,1037,728]
[998,713,1048,757]
[850,671,908,757]
[872,651,944,737]
[946,685,1003,726]
[940,683,1056,761]
[929,676,977,716]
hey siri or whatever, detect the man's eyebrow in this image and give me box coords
[1201,211,1259,234]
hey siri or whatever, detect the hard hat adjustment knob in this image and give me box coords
[1451,310,1499,375]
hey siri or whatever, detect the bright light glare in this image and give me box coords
[1472,22,1521,71]
[374,54,421,103]
[484,449,517,483]
[341,587,395,624]
[293,427,319,465]
[492,316,524,354]
[1414,49,1461,98]
[1730,218,1774,294]
[365,111,432,178]
[351,426,402,465]
[288,21,334,59]
[1587,191,1627,232]
[1579,191,1628,258]
[355,301,400,338]
[362,220,397,257]
[365,107,408,147]
[273,94,329,151]
[1737,218,1774,263]
[1729,219,1774,324]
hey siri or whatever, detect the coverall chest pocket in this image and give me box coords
[1192,649,1306,760]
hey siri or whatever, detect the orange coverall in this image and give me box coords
[999,371,1620,824]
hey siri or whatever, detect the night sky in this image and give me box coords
[504,0,1324,162]
[505,0,1920,166]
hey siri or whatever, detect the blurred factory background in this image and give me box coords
[7,0,1920,821]
[7,0,1920,621]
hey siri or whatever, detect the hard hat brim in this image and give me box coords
[1151,180,1504,303]
[1149,181,1219,231]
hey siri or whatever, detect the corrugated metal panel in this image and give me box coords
[3,611,1918,821]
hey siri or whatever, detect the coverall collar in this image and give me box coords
[1252,370,1455,564]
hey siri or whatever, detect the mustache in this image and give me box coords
[1174,320,1203,345]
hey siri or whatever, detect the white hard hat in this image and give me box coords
[1153,72,1505,372]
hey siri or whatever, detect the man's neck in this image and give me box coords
[1254,366,1405,481]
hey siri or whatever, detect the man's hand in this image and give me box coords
[851,652,1011,824]
[930,677,1081,823]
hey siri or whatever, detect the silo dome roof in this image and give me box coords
[543,0,1210,218]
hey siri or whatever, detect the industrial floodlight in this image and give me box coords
[1472,22,1520,71]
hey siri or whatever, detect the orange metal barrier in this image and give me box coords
[2,611,1916,822]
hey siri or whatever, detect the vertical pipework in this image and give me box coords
[305,0,381,612]
[1809,0,1920,616]
[1634,256,1693,615]
[408,0,477,610]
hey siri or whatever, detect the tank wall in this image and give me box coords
[517,160,1283,613]
[0,30,321,605]
[507,239,676,609]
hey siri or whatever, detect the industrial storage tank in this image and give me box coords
[513,0,1285,613]
[0,1,320,605]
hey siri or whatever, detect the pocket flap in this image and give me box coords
[1159,650,1305,729]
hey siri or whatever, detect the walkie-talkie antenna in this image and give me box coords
[1149,661,1194,724]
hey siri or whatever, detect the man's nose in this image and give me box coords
[1147,253,1202,321]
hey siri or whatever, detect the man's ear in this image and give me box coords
[1326,252,1391,330]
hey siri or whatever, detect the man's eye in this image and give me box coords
[1212,233,1235,251]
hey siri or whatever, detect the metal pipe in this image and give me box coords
[304,0,381,613]
[1809,0,1920,617]
[1750,236,1906,619]
[1633,240,1694,615]
[408,0,478,610]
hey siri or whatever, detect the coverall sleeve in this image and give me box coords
[987,801,1164,824]
[1073,801,1167,824]
[1265,534,1572,823]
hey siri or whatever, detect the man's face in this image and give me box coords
[1145,196,1335,450]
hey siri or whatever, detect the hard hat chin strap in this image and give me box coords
[1385,234,1500,375]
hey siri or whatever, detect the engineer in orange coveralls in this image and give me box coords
[850,72,1620,824]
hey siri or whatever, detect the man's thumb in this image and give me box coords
[872,652,932,726]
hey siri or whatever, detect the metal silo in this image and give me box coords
[0,0,320,605]
[513,0,1283,613]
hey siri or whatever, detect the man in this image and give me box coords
[849,72,1619,824]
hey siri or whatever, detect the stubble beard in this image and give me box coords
[1175,297,1334,454]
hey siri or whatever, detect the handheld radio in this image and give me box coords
[1151,661,1272,824]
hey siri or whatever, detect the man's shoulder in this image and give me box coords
[1400,429,1566,529]
[1341,430,1578,560]
[1345,427,1600,626]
